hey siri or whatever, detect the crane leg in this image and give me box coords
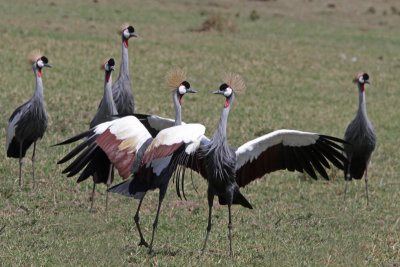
[19,142,23,187]
[105,165,113,214]
[201,190,214,256]
[89,183,96,213]
[32,142,36,187]
[365,160,370,205]
[134,196,149,248]
[344,157,352,202]
[148,187,167,254]
[228,204,234,257]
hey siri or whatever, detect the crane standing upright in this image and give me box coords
[140,73,347,256]
[58,58,117,213]
[6,51,52,186]
[112,23,137,115]
[343,73,376,204]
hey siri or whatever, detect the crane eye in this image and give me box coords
[41,56,48,64]
[181,81,190,89]
[127,26,135,33]
[362,73,369,81]
[108,58,115,67]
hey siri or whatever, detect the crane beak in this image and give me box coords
[45,63,53,68]
[187,89,197,94]
[110,66,115,71]
[213,90,223,95]
[365,80,371,84]
[131,33,138,38]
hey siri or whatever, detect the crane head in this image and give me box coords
[102,58,115,72]
[214,73,245,107]
[119,23,137,48]
[36,56,52,69]
[353,73,370,85]
[177,81,197,104]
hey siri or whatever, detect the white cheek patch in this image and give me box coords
[224,87,232,97]
[359,77,364,83]
[178,85,186,94]
[104,63,109,71]
[123,29,130,39]
[37,60,44,68]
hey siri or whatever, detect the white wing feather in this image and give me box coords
[235,129,320,170]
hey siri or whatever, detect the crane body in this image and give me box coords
[6,51,51,186]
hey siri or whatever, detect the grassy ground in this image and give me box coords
[1,0,399,265]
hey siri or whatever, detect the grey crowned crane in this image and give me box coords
[6,51,52,186]
[57,58,117,213]
[140,73,347,256]
[112,23,137,116]
[343,73,376,204]
[55,69,197,251]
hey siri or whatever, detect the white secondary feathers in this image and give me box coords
[95,115,151,143]
[235,129,320,170]
[146,123,206,153]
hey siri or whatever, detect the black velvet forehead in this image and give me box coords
[363,73,369,81]
[108,58,115,67]
[220,83,228,91]
[41,56,48,64]
[127,26,135,33]
[181,81,190,88]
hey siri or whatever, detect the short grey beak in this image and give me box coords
[365,80,371,84]
[187,89,197,93]
[131,33,138,38]
[213,90,223,95]
[45,63,53,68]
[110,66,115,71]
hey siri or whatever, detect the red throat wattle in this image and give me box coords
[124,40,128,48]
[38,69,42,78]
[360,84,365,92]
[224,99,229,108]
[106,72,111,82]
[179,97,182,105]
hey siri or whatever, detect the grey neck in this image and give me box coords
[357,83,368,119]
[120,37,129,76]
[172,91,182,126]
[33,65,44,100]
[104,72,117,113]
[212,93,235,141]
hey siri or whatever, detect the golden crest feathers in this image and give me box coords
[223,72,246,94]
[118,23,130,34]
[100,59,108,70]
[352,73,363,83]
[166,68,187,91]
[28,50,42,64]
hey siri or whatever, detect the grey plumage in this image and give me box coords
[343,73,376,204]
[108,80,196,253]
[58,58,117,213]
[6,54,51,186]
[112,25,137,115]
[6,54,52,186]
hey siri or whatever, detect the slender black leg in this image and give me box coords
[365,160,370,205]
[105,164,113,214]
[32,142,36,187]
[89,183,96,213]
[134,196,149,248]
[201,190,214,256]
[19,142,23,187]
[228,204,234,257]
[148,187,167,254]
[344,156,352,202]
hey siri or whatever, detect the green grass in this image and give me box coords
[1,0,399,265]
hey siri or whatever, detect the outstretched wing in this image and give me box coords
[95,116,152,179]
[235,129,347,187]
[56,116,151,181]
[141,123,206,166]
